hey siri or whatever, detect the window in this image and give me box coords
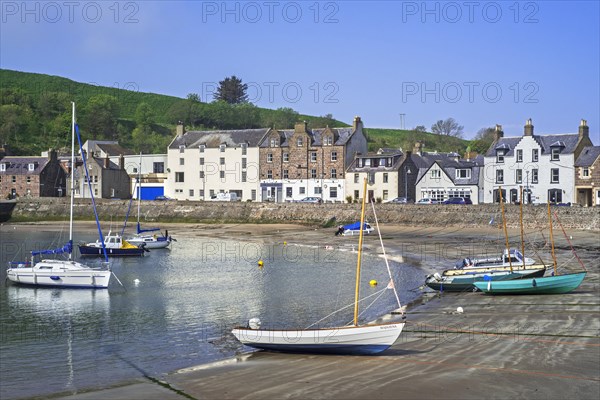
[199,145,205,153]
[286,187,292,197]
[551,168,559,183]
[242,158,247,169]
[175,172,184,182]
[311,169,317,178]
[153,162,164,173]
[510,189,518,203]
[496,150,505,163]
[0,163,5,171]
[267,170,273,179]
[368,173,375,184]
[200,171,205,179]
[179,158,184,166]
[329,187,337,198]
[270,138,278,147]
[583,167,590,177]
[283,170,289,179]
[354,190,359,199]
[283,153,289,162]
[26,176,31,184]
[297,137,303,147]
[325,136,333,145]
[210,190,215,196]
[354,173,359,183]
[383,173,388,183]
[220,157,225,165]
[299,187,305,194]
[200,158,204,165]
[331,151,337,162]
[532,169,539,183]
[133,167,138,173]
[331,169,337,179]
[28,163,35,171]
[551,148,560,161]
[365,159,371,167]
[531,149,539,162]
[241,143,247,155]
[496,169,504,184]
[251,189,256,201]
[516,149,523,162]
[456,169,471,179]
[267,153,273,163]
[548,189,562,203]
[314,187,322,195]
[220,144,226,152]
[431,170,441,179]
[200,189,204,197]
[311,152,317,162]
[516,169,522,184]
[219,171,225,179]
[189,189,194,197]
[179,145,185,153]
[242,171,247,182]
[383,190,388,200]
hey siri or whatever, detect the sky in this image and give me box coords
[1,0,599,140]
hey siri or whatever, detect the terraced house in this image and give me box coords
[259,117,367,202]
[0,150,66,198]
[574,145,600,207]
[483,120,594,204]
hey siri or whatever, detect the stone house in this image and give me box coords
[0,150,67,198]
[75,155,131,199]
[574,145,600,207]
[258,117,367,202]
[483,120,594,204]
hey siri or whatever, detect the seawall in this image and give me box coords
[9,198,600,230]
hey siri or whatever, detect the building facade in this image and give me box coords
[109,154,168,200]
[0,150,67,198]
[574,145,600,207]
[76,155,131,199]
[483,120,593,204]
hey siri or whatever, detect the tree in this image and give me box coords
[84,95,119,140]
[186,93,201,103]
[413,125,426,132]
[214,76,248,104]
[431,118,464,138]
[475,126,496,141]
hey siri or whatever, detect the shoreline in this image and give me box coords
[3,222,598,399]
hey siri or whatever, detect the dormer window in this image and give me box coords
[199,145,205,153]
[496,150,506,163]
[220,144,226,152]
[297,137,303,147]
[456,169,471,179]
[551,148,560,161]
[0,163,5,172]
[179,145,185,153]
[270,138,279,147]
[28,163,35,171]
[325,136,333,146]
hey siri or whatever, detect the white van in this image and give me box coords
[208,193,240,202]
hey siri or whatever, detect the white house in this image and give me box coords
[109,154,168,200]
[483,120,593,204]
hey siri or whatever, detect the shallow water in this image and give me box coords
[0,225,423,399]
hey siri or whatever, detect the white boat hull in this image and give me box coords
[6,260,111,288]
[125,235,171,249]
[232,322,404,355]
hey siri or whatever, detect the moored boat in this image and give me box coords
[79,231,147,257]
[426,267,546,292]
[474,272,586,295]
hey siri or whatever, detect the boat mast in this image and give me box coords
[137,152,142,227]
[353,178,368,326]
[498,186,513,273]
[519,186,526,269]
[547,200,558,275]
[69,102,75,261]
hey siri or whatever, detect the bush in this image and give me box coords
[346,195,353,204]
[376,197,382,204]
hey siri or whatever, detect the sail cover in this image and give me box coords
[31,240,73,256]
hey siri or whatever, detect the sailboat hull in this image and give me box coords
[6,260,111,288]
[474,272,586,295]
[125,235,171,249]
[426,268,546,292]
[232,323,404,355]
[78,245,145,257]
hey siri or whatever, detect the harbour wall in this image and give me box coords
[8,198,600,230]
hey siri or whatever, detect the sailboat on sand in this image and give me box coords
[6,103,112,288]
[232,178,404,355]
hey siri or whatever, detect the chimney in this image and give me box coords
[176,121,184,137]
[524,119,534,136]
[494,124,504,141]
[104,155,110,169]
[579,119,589,138]
[413,141,423,156]
[294,121,308,133]
[119,154,125,170]
[47,149,57,162]
[353,116,363,131]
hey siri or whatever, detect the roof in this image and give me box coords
[414,152,481,186]
[574,146,600,167]
[170,128,270,149]
[485,133,582,157]
[89,157,121,170]
[96,143,135,156]
[262,127,355,147]
[0,156,50,175]
[346,151,405,172]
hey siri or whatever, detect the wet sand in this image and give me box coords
[6,222,599,399]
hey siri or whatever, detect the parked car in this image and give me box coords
[416,198,439,204]
[385,197,410,204]
[208,193,240,201]
[154,195,173,201]
[296,197,323,203]
[442,197,473,205]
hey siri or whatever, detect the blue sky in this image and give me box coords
[1,1,599,140]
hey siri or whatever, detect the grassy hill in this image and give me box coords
[0,69,472,156]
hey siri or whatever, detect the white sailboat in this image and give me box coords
[6,102,112,288]
[123,153,172,249]
[232,178,404,354]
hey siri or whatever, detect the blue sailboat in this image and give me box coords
[473,272,587,294]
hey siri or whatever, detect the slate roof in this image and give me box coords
[89,157,121,170]
[170,128,270,149]
[574,146,600,167]
[96,143,135,156]
[346,151,404,172]
[485,133,581,157]
[414,152,482,186]
[262,127,355,147]
[0,157,50,175]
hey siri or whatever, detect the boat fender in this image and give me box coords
[433,272,442,281]
[248,318,261,330]
[258,260,264,267]
[369,279,377,286]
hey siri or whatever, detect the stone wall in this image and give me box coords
[9,198,600,230]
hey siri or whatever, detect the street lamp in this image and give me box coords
[404,165,411,200]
